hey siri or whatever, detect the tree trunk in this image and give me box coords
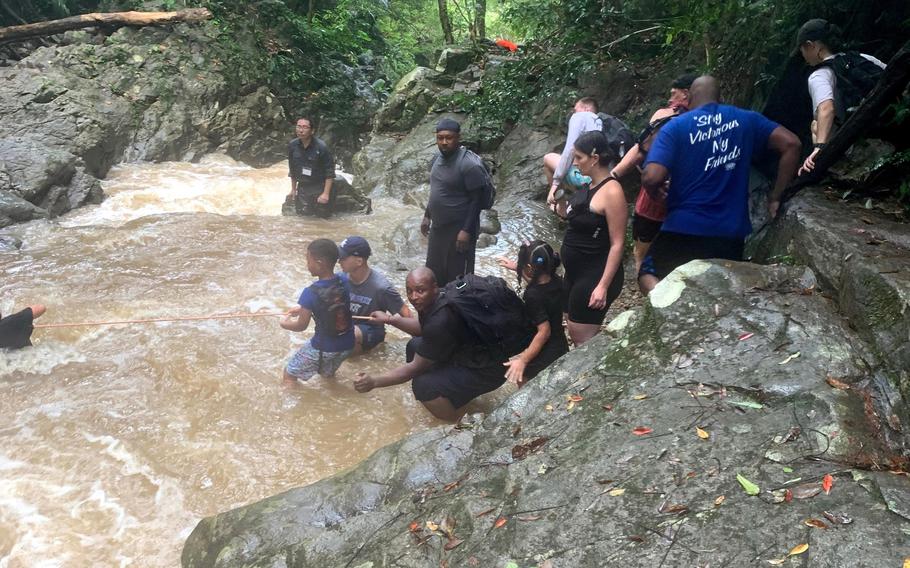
[308,0,316,23]
[0,8,212,42]
[437,0,454,44]
[784,40,910,199]
[473,0,485,41]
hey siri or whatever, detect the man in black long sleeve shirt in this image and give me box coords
[421,118,486,285]
[287,117,336,218]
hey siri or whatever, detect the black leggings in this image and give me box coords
[426,222,475,286]
[560,247,624,325]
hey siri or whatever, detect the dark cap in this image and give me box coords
[339,236,371,259]
[671,73,698,90]
[435,118,461,133]
[796,18,832,46]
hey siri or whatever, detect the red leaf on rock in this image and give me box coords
[444,538,464,551]
[632,427,653,436]
[474,508,495,518]
[739,332,754,341]
[409,521,421,532]
[784,489,793,502]
[493,516,508,528]
[822,474,834,494]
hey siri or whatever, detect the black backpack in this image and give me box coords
[818,52,884,122]
[434,274,534,363]
[311,276,353,338]
[596,112,636,161]
[430,148,497,209]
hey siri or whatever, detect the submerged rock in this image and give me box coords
[183,260,910,567]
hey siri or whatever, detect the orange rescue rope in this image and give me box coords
[33,312,372,329]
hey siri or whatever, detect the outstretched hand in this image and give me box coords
[798,147,820,176]
[354,372,375,393]
[503,357,527,387]
[497,256,517,271]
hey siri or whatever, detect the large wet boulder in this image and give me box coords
[183,260,910,567]
[0,25,290,227]
[373,67,442,133]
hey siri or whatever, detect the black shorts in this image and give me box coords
[639,231,744,281]
[294,188,335,218]
[561,248,624,325]
[632,214,662,243]
[356,323,385,352]
[411,364,505,409]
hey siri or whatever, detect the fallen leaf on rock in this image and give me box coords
[504,562,518,568]
[728,400,764,410]
[517,514,542,521]
[804,518,828,529]
[545,404,554,412]
[739,332,754,341]
[602,404,613,411]
[903,558,909,568]
[823,510,853,525]
[822,474,834,494]
[632,427,653,436]
[737,473,760,495]
[409,521,421,532]
[785,489,793,502]
[567,394,584,402]
[660,503,689,515]
[440,516,456,539]
[779,351,801,365]
[493,517,508,528]
[765,489,788,504]
[767,558,787,566]
[474,508,495,518]
[632,394,648,400]
[609,488,626,496]
[792,483,821,500]
[782,466,794,473]
[443,480,461,492]
[826,375,851,390]
[511,437,549,460]
[426,521,439,532]
[444,538,464,551]
[696,426,710,439]
[714,495,725,506]
[567,400,576,411]
[628,535,645,542]
[788,543,809,556]
[596,479,615,485]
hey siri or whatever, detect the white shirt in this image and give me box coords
[807,52,887,115]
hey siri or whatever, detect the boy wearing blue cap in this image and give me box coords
[338,236,412,354]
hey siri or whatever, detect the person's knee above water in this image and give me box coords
[612,73,697,275]
[551,131,628,347]
[287,117,336,218]
[280,238,354,384]
[353,267,511,423]
[422,118,490,286]
[544,97,603,205]
[337,235,413,355]
[637,76,802,295]
[0,304,46,350]
[794,19,886,176]
[497,240,569,388]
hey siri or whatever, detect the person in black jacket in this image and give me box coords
[287,117,336,218]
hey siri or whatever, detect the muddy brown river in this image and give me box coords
[0,155,560,566]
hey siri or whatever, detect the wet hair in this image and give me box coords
[671,73,698,90]
[576,97,598,112]
[516,240,560,290]
[573,131,617,167]
[308,238,339,265]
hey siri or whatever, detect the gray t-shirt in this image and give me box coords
[553,111,603,185]
[427,147,487,230]
[348,269,405,320]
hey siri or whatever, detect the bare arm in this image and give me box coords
[798,100,833,177]
[374,312,422,336]
[280,306,312,332]
[588,182,628,308]
[354,353,435,392]
[767,125,802,216]
[641,163,669,199]
[504,321,551,385]
[611,143,644,179]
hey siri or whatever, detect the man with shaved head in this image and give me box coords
[354,266,508,422]
[638,75,801,294]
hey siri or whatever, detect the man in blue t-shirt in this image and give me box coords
[639,75,801,294]
[337,236,412,355]
[280,238,354,384]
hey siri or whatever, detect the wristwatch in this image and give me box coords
[814,143,827,149]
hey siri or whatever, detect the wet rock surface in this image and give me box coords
[183,260,910,567]
[0,26,290,226]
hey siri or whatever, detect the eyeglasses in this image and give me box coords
[296,125,312,130]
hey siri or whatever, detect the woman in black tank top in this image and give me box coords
[554,131,628,346]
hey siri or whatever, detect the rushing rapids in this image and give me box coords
[0,155,558,566]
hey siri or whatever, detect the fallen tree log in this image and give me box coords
[0,8,212,42]
[784,39,910,199]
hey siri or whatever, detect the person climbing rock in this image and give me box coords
[287,117,336,218]
[794,18,886,176]
[0,304,46,350]
[280,239,354,384]
[337,236,412,355]
[421,118,488,286]
[353,267,511,422]
[638,76,802,294]
[544,97,602,206]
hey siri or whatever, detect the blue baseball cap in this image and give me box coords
[339,236,371,259]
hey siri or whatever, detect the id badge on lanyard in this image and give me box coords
[300,167,312,177]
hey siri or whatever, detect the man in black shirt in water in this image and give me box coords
[0,304,46,349]
[353,267,508,422]
[287,117,336,218]
[421,118,488,285]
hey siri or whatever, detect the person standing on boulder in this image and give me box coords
[287,117,336,218]
[421,118,487,285]
[353,267,509,422]
[638,76,801,294]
